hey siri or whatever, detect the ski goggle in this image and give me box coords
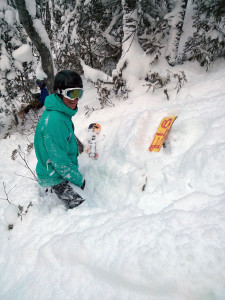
[61,88,83,100]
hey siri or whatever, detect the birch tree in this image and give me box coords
[121,0,139,62]
[165,0,188,66]
[114,0,143,83]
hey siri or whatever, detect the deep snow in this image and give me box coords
[0,60,225,300]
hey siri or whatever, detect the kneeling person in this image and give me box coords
[34,70,85,209]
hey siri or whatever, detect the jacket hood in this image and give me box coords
[44,94,77,117]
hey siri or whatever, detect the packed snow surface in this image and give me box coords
[0,61,225,300]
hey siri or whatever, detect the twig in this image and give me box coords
[18,151,38,180]
[7,184,17,196]
[0,182,17,203]
[14,172,37,181]
[18,201,33,221]
[142,177,148,192]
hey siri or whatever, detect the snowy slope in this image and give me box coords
[0,60,225,300]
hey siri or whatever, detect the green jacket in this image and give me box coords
[34,94,83,187]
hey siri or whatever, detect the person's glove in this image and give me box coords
[80,180,86,190]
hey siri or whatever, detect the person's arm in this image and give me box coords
[39,88,49,105]
[42,118,84,187]
[76,136,84,154]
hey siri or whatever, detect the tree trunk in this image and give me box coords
[114,0,147,91]
[14,0,54,92]
[115,0,139,72]
[165,0,188,66]
[45,1,52,41]
[122,0,138,52]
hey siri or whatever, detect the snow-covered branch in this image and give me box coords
[14,0,54,92]
[102,6,122,47]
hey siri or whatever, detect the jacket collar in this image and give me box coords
[44,94,77,117]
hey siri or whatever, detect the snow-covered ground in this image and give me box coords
[0,60,225,300]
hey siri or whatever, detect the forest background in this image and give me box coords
[0,0,224,133]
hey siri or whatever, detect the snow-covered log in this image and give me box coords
[80,59,112,83]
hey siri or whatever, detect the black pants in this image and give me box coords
[51,181,84,209]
